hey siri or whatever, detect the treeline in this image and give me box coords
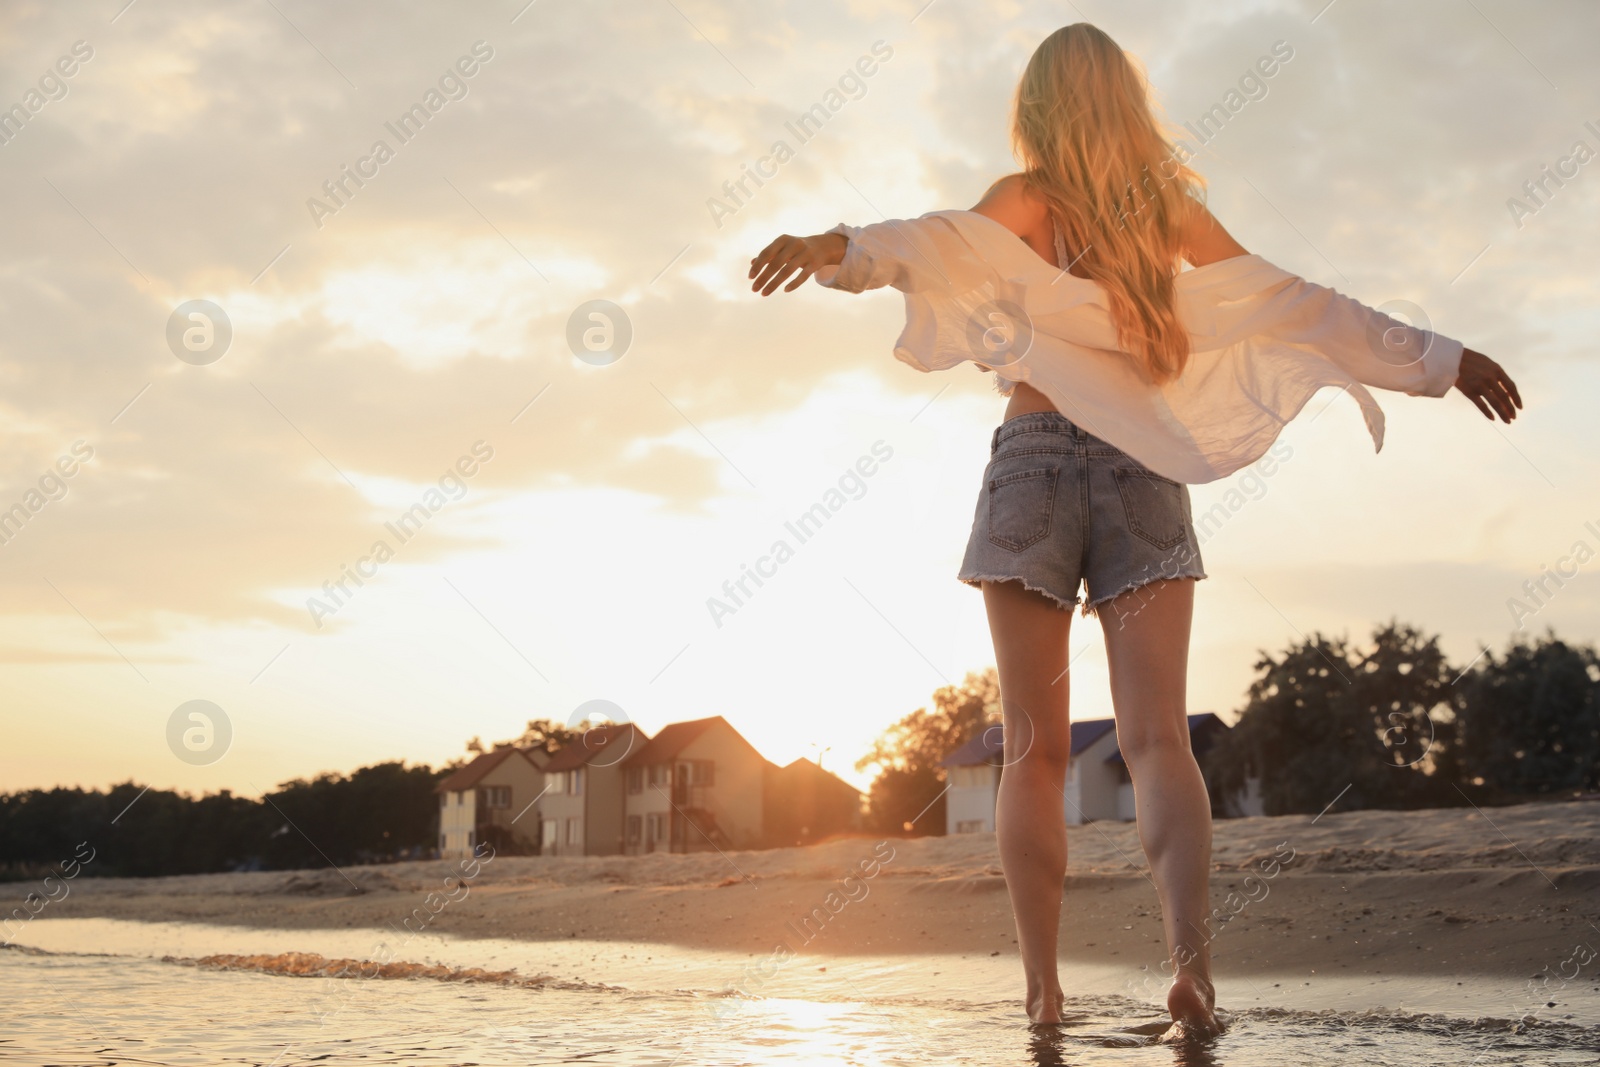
[0,761,447,882]
[1206,624,1599,815]
[855,625,1599,831]
[4,626,1593,880]
[0,718,584,883]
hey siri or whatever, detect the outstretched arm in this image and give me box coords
[1189,199,1522,423]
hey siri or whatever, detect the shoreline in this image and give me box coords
[13,799,1600,984]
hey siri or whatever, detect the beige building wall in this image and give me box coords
[477,752,546,853]
[540,768,587,857]
[622,765,673,854]
[681,726,764,850]
[582,760,629,856]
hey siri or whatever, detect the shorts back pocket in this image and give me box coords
[987,467,1058,552]
[1114,468,1188,550]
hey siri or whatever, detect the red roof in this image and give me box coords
[775,757,862,794]
[543,722,647,772]
[434,746,546,794]
[621,715,769,768]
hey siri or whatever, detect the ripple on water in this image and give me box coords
[2,949,1598,1066]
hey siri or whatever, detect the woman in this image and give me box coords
[748,24,1520,1038]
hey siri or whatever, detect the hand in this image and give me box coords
[1453,348,1522,422]
[749,232,847,296]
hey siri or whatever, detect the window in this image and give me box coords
[565,818,582,846]
[647,764,663,787]
[646,813,663,842]
[955,819,985,834]
[439,834,446,851]
[455,792,464,806]
[626,815,642,843]
[572,768,583,796]
[541,820,557,849]
[627,768,643,795]
[467,830,475,848]
[480,785,511,809]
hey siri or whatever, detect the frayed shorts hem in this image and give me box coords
[958,570,1207,618]
[957,572,1082,613]
[1080,571,1207,618]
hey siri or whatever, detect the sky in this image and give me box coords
[0,0,1596,798]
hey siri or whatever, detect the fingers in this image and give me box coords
[1501,370,1524,410]
[1489,389,1513,422]
[750,255,793,294]
[783,263,818,292]
[748,234,791,278]
[1471,380,1517,422]
[1494,382,1518,422]
[748,235,795,291]
[751,236,817,295]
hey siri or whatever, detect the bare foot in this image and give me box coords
[1026,986,1066,1025]
[1163,974,1223,1041]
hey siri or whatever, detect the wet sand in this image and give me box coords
[21,798,1600,981]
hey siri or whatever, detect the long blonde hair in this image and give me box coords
[1007,23,1204,385]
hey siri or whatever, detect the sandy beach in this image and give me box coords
[28,798,1600,982]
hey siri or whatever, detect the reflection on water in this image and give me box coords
[5,947,1598,1067]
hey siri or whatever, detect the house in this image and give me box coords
[621,716,769,854]
[1102,713,1239,819]
[940,713,1256,833]
[434,744,549,858]
[539,722,648,857]
[763,756,864,847]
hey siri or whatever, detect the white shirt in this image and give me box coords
[813,209,1463,484]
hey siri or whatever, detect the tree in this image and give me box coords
[509,718,582,755]
[1456,632,1600,795]
[1204,621,1461,816]
[856,669,1000,834]
[0,761,448,881]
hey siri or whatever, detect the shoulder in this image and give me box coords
[970,173,1050,235]
[1175,195,1249,267]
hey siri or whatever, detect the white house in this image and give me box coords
[940,713,1258,833]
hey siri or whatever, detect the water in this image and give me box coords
[4,920,1598,1066]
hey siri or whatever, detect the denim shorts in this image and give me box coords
[957,411,1207,617]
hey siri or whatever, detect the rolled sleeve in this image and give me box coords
[812,223,873,292]
[1409,330,1465,397]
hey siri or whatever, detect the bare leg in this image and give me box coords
[982,578,1075,1024]
[1098,577,1222,1037]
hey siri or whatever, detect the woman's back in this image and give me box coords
[972,173,1249,418]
